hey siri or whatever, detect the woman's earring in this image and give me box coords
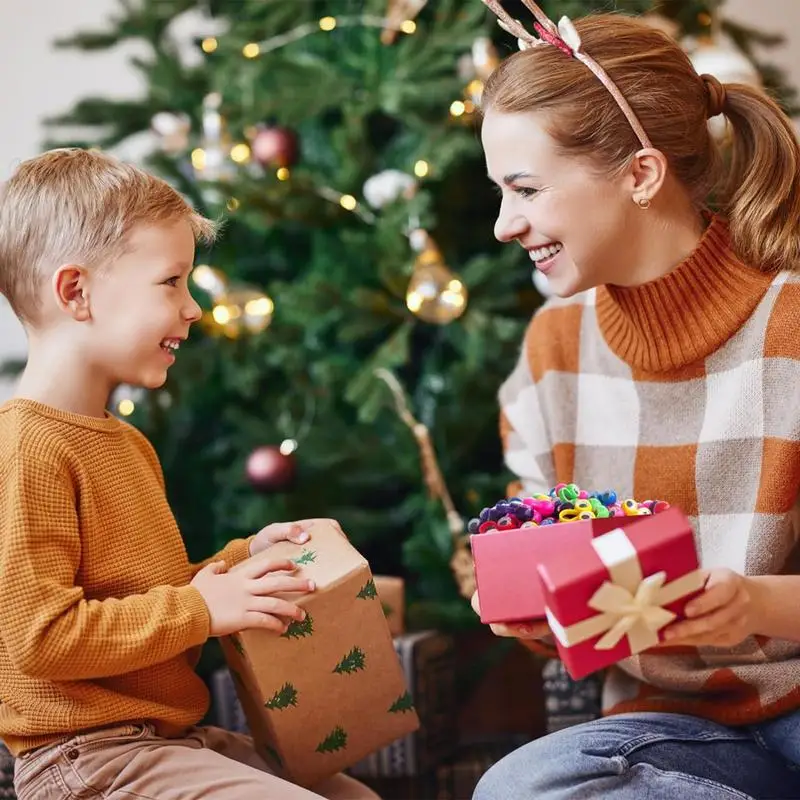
[635,196,651,209]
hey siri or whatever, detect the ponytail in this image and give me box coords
[722,83,800,272]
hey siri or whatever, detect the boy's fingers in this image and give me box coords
[249,598,306,620]
[250,575,315,595]
[244,612,287,633]
[243,558,297,580]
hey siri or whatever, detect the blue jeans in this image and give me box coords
[473,710,800,799]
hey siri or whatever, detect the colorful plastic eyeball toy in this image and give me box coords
[577,511,595,520]
[558,483,580,503]
[496,515,517,530]
[574,499,593,512]
[478,520,498,533]
[621,499,639,516]
[521,520,538,528]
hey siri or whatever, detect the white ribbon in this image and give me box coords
[545,528,704,654]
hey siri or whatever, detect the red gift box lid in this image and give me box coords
[536,507,700,630]
[471,515,646,624]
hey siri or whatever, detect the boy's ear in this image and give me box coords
[52,264,91,322]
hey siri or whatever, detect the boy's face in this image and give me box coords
[82,219,202,390]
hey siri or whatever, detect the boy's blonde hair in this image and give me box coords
[0,148,218,325]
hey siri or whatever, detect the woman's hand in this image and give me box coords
[471,590,551,640]
[662,568,762,648]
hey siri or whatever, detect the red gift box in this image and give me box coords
[537,507,705,680]
[471,515,643,625]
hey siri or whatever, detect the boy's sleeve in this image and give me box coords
[0,456,211,682]
[190,536,255,577]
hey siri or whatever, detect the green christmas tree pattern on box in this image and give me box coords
[293,549,317,566]
[356,579,377,600]
[281,614,314,639]
[333,646,367,675]
[316,726,348,754]
[265,682,299,710]
[388,691,415,714]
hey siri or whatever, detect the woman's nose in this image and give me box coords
[494,200,529,243]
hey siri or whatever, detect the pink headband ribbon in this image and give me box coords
[480,0,653,149]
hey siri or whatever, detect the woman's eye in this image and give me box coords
[515,187,538,199]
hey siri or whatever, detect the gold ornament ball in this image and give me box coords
[211,285,274,338]
[406,262,468,324]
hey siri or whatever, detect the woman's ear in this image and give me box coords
[628,147,669,205]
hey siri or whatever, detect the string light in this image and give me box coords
[226,197,240,211]
[229,143,251,163]
[117,399,135,417]
[449,101,466,117]
[201,37,218,53]
[191,148,206,170]
[413,160,429,178]
[235,15,417,59]
[339,194,357,211]
[276,167,291,181]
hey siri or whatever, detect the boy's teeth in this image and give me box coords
[530,243,563,263]
[161,339,180,351]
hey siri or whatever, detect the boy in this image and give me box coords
[0,148,379,800]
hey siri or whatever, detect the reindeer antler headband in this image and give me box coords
[481,0,652,149]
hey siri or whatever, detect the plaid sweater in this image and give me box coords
[501,215,800,725]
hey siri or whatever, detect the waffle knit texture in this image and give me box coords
[502,214,800,725]
[0,400,252,756]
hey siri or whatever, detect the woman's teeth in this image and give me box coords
[529,243,563,263]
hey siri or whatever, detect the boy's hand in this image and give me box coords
[661,568,761,648]
[470,590,551,640]
[248,518,346,557]
[191,557,314,637]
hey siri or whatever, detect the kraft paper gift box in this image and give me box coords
[471,514,637,625]
[374,575,405,636]
[537,508,705,680]
[220,520,420,788]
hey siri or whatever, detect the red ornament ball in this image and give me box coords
[251,125,300,168]
[245,445,297,492]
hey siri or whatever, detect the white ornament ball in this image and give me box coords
[533,267,553,299]
[150,111,191,154]
[363,169,417,209]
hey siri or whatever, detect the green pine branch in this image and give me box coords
[332,646,366,675]
[315,726,348,753]
[264,681,299,710]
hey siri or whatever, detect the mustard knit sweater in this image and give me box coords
[0,399,251,756]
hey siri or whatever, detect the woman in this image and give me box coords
[471,2,800,798]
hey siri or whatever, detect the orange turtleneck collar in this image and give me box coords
[595,215,776,372]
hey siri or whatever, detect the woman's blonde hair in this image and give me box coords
[0,148,218,325]
[481,14,800,272]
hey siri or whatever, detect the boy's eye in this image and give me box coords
[164,276,180,287]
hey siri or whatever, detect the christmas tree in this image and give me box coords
[39,0,796,631]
